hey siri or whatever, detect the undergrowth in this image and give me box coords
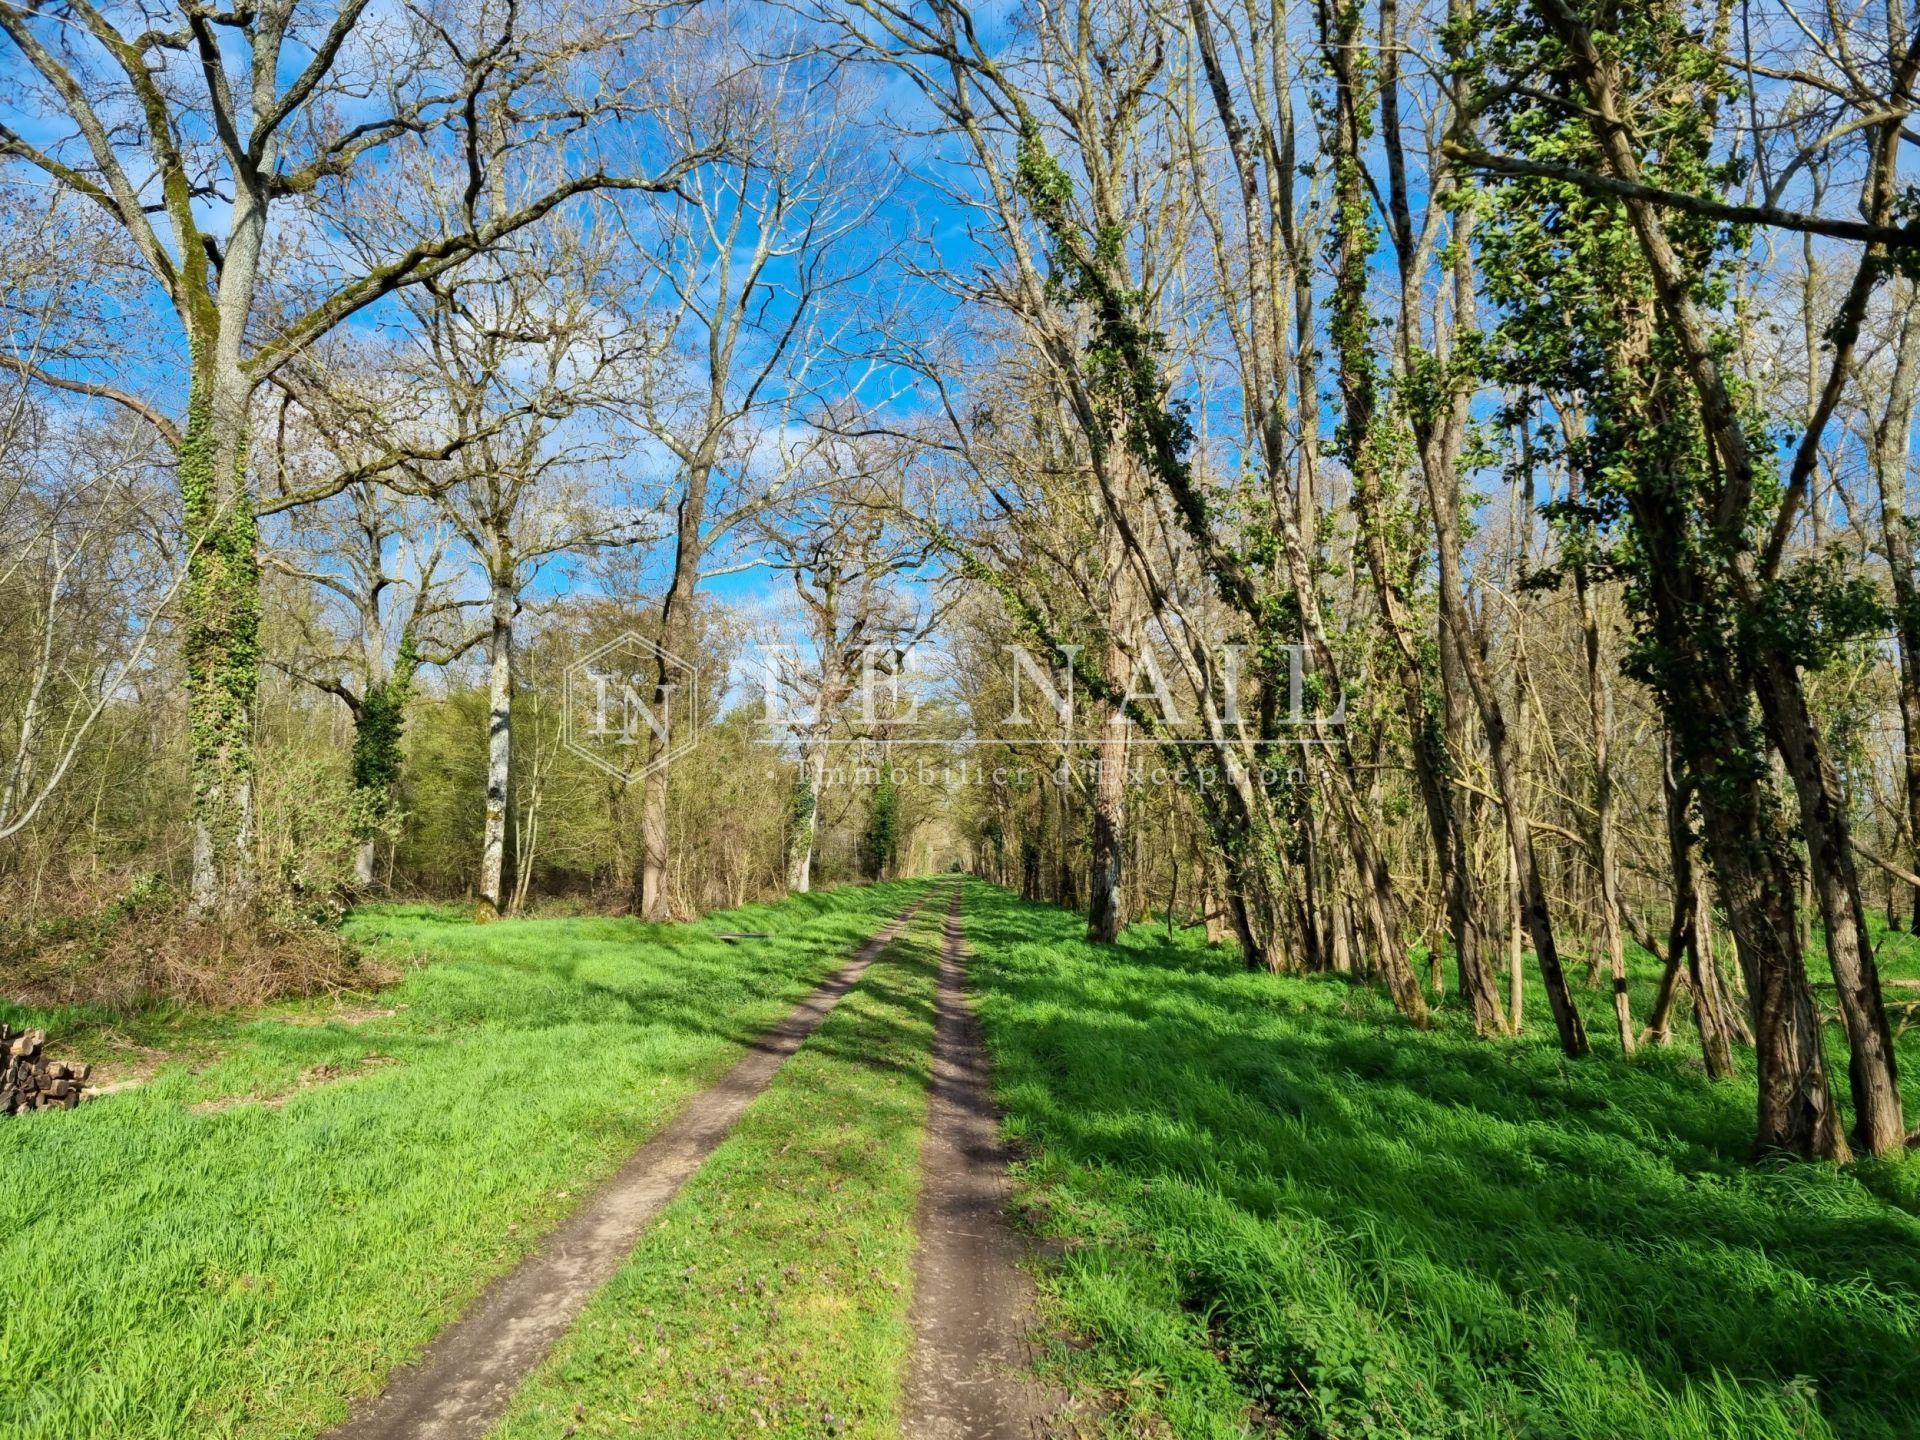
[0,872,384,1010]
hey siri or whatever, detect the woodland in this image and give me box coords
[12,3,1920,1437]
[6,0,1920,1172]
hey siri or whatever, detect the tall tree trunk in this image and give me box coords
[1889,506,1920,925]
[1055,751,1077,909]
[1506,834,1525,1031]
[185,188,267,919]
[1575,560,1634,1052]
[1085,712,1130,940]
[1087,480,1144,941]
[1625,462,1843,1150]
[184,355,262,918]
[1538,0,1854,1159]
[477,572,514,918]
[1873,299,1920,925]
[1752,658,1906,1154]
[786,732,827,893]
[636,465,708,920]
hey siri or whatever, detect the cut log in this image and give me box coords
[0,1024,91,1117]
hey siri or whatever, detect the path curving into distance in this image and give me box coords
[902,884,1079,1439]
[323,887,938,1440]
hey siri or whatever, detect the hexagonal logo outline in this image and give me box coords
[562,631,700,785]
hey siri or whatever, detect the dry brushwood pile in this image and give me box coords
[1,1024,90,1114]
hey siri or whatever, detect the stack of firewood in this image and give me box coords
[0,1025,90,1115]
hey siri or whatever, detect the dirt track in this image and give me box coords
[321,890,932,1440]
[902,886,1078,1438]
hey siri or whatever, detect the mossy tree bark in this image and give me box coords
[1533,0,1897,1154]
[1086,448,1146,945]
[180,357,263,916]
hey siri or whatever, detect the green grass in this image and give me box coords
[491,890,950,1440]
[963,881,1920,1440]
[0,880,929,1440]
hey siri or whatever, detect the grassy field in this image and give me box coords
[0,880,928,1440]
[963,882,1920,1440]
[8,874,1919,1440]
[492,890,950,1440]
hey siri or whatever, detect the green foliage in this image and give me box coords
[862,765,898,881]
[392,688,490,895]
[1457,0,1856,817]
[349,632,420,807]
[178,363,262,900]
[964,885,1920,1439]
[254,743,364,923]
[1753,552,1889,670]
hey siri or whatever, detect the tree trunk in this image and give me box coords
[1654,737,1735,1076]
[1643,738,1694,1048]
[636,467,707,920]
[1642,950,1686,1046]
[1889,507,1920,925]
[1874,295,1920,939]
[477,573,514,919]
[1087,439,1145,943]
[185,187,267,919]
[1752,654,1906,1154]
[786,734,827,894]
[1627,492,1844,1150]
[1085,697,1132,942]
[183,355,262,918]
[1055,754,1077,909]
[1575,563,1634,1053]
[1538,0,1850,1159]
[1507,838,1525,1032]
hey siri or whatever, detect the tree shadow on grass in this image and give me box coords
[957,884,1920,1439]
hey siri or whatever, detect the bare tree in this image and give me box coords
[754,459,941,892]
[616,14,894,917]
[0,0,708,915]
[382,227,658,916]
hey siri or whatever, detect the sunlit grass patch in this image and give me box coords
[964,882,1920,1440]
[0,881,927,1440]
[491,898,945,1439]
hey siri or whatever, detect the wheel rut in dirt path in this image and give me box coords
[903,886,1081,1439]
[323,886,943,1440]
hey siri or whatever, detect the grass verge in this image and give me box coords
[0,880,927,1440]
[490,889,949,1440]
[962,882,1920,1440]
